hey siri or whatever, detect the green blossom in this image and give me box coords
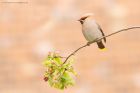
[43,52,77,90]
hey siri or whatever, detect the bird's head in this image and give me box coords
[78,13,94,24]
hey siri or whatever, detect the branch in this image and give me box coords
[63,26,140,64]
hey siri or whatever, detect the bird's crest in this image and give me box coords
[79,13,94,20]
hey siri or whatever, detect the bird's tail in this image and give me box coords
[97,41,105,49]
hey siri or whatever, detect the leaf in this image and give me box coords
[54,57,63,65]
[43,52,76,90]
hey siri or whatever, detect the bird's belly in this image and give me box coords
[82,28,102,42]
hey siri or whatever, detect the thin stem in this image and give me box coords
[92,26,140,43]
[63,26,140,64]
[63,44,87,64]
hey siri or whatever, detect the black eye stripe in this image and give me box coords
[80,20,84,24]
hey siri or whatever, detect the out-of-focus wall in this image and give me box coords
[0,0,140,93]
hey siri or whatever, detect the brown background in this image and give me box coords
[0,0,140,93]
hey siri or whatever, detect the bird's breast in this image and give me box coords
[82,21,102,42]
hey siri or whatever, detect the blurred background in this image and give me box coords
[0,0,140,93]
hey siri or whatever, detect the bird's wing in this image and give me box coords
[97,23,106,43]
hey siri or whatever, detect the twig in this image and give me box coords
[63,26,140,64]
[54,56,67,58]
[63,44,87,64]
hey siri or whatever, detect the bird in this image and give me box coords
[78,13,106,49]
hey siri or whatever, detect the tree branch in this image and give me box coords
[63,26,140,64]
